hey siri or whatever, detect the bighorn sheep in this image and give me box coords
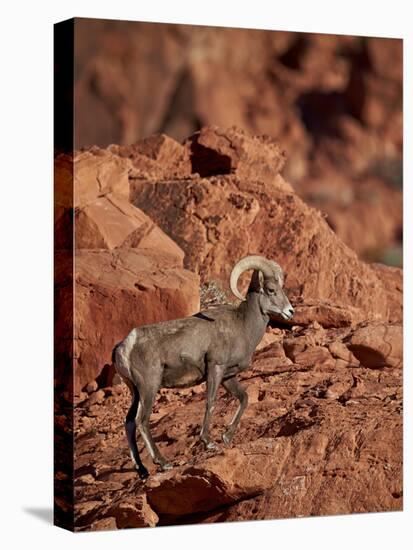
[113,255,294,479]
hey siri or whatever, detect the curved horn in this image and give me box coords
[268,259,284,287]
[230,255,283,301]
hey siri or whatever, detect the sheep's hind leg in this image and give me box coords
[221,376,248,446]
[138,380,173,472]
[200,363,226,450]
[124,381,149,480]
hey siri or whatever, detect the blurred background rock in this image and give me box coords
[74,19,402,266]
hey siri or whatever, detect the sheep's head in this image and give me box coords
[230,255,294,320]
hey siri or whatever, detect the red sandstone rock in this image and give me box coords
[370,263,403,323]
[184,125,286,180]
[75,500,106,527]
[110,133,192,178]
[367,37,403,83]
[74,20,188,147]
[57,118,402,529]
[73,24,402,266]
[146,438,291,516]
[295,173,402,259]
[73,248,200,393]
[85,381,98,394]
[290,346,335,369]
[75,192,184,259]
[89,517,117,531]
[72,318,402,530]
[287,300,363,327]
[85,390,105,407]
[108,496,158,528]
[55,154,75,250]
[131,126,398,324]
[256,331,281,351]
[107,135,192,181]
[328,341,360,366]
[73,150,131,208]
[346,322,402,368]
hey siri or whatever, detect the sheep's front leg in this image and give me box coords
[221,376,248,446]
[200,364,226,450]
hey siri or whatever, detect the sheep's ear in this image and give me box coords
[248,269,264,293]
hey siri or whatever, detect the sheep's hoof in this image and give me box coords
[138,467,150,480]
[205,441,218,451]
[201,437,217,451]
[222,431,233,446]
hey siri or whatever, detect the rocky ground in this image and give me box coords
[55,124,403,531]
[72,320,402,531]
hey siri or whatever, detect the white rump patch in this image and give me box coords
[116,329,137,379]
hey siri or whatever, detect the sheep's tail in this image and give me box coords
[112,340,130,383]
[112,332,143,388]
[112,341,122,366]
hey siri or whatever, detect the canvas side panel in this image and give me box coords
[54,18,75,532]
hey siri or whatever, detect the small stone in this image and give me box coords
[292,346,334,368]
[109,496,159,528]
[177,388,192,397]
[257,332,280,350]
[82,416,93,429]
[246,384,260,404]
[75,500,104,522]
[86,381,98,394]
[74,391,88,405]
[78,474,96,485]
[329,341,360,366]
[87,405,101,417]
[87,390,105,406]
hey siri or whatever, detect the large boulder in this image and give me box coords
[72,248,200,393]
[146,438,290,516]
[184,125,286,179]
[55,148,130,212]
[345,322,402,368]
[131,126,399,324]
[75,192,184,259]
[55,149,133,249]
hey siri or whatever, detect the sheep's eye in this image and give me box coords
[267,288,275,295]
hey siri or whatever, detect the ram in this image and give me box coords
[113,255,294,479]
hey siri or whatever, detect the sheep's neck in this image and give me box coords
[243,292,269,352]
